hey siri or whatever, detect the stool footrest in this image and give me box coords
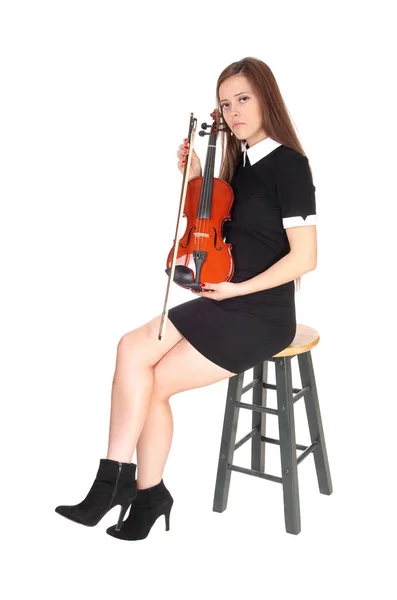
[237,400,278,415]
[260,435,309,452]
[229,438,319,484]
[228,463,282,484]
[260,435,319,464]
[291,385,311,403]
[233,426,319,466]
[237,383,310,415]
[296,440,320,465]
[263,382,304,398]
[235,427,258,451]
[262,382,310,403]
[241,377,261,395]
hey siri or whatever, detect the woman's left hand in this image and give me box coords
[191,281,242,301]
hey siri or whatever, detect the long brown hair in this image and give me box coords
[215,56,311,292]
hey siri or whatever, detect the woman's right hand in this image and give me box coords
[177,138,202,181]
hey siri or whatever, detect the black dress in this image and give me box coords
[167,136,317,375]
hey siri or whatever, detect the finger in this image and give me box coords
[177,144,189,156]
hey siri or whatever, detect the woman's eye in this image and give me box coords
[220,96,249,109]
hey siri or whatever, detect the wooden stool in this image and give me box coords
[212,324,333,534]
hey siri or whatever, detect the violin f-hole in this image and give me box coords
[179,225,196,249]
[209,226,223,251]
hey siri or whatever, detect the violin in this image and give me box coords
[158,109,235,340]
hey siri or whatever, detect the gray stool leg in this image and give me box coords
[275,357,301,534]
[251,361,269,472]
[213,372,245,512]
[297,351,333,495]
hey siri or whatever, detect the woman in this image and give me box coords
[55,56,317,541]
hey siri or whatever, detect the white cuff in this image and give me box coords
[283,214,317,229]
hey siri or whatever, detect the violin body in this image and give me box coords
[166,175,235,290]
[159,110,234,339]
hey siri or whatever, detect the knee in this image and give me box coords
[116,330,142,360]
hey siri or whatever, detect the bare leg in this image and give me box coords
[107,346,172,489]
[135,399,173,489]
[134,339,236,491]
[104,317,235,494]
[106,361,155,464]
[105,316,184,465]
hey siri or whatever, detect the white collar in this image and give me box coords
[241,137,281,166]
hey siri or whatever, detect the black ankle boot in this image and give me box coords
[55,458,137,529]
[106,479,173,540]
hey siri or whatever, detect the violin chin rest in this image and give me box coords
[165,266,194,285]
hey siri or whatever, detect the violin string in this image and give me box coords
[204,134,216,264]
[198,138,207,257]
[201,147,207,255]
[203,136,215,258]
[202,138,212,258]
[193,130,217,279]
[210,136,217,254]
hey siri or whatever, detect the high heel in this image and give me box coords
[116,502,133,531]
[164,507,171,531]
[55,458,137,527]
[106,479,173,541]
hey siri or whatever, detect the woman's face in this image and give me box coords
[219,74,267,146]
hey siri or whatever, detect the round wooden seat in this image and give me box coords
[273,324,320,358]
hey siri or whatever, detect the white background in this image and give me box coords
[1,0,395,598]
